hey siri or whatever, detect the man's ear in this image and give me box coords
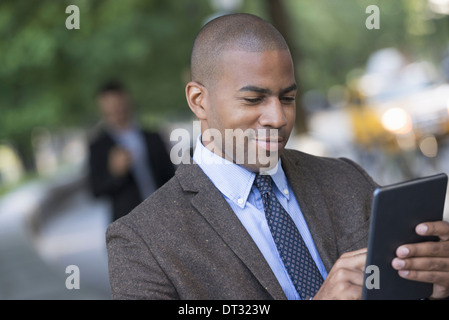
[185,81,209,120]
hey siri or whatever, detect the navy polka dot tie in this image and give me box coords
[254,174,323,299]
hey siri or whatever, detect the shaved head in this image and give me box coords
[190,13,290,87]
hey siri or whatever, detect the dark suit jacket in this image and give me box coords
[106,149,379,299]
[88,128,175,221]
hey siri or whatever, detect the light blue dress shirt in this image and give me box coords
[193,137,328,300]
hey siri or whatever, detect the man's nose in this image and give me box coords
[258,98,288,128]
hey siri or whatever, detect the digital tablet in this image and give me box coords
[362,173,448,300]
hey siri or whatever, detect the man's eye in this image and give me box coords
[281,97,296,104]
[244,98,262,104]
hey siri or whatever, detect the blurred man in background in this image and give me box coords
[88,81,175,222]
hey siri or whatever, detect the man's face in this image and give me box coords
[202,49,297,172]
[98,92,132,130]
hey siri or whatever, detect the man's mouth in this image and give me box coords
[254,137,284,152]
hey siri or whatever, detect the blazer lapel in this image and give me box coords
[281,151,339,272]
[176,163,287,300]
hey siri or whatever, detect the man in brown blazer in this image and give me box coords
[106,13,449,300]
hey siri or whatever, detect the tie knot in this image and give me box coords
[254,174,273,195]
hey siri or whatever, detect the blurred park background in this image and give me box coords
[1,0,449,299]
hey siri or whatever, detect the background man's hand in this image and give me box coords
[108,147,132,177]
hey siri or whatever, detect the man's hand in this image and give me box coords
[392,220,449,299]
[108,147,132,177]
[313,248,367,300]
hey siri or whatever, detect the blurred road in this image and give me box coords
[0,169,112,300]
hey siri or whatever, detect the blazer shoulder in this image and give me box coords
[282,148,356,167]
[282,148,378,187]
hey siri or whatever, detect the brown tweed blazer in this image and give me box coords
[106,149,379,299]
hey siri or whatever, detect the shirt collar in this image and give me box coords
[192,135,290,208]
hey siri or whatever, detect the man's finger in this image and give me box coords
[340,248,367,257]
[392,257,449,272]
[396,240,449,259]
[416,221,449,241]
[397,269,449,286]
[336,248,367,272]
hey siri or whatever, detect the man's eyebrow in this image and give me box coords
[238,83,297,95]
[281,83,297,94]
[239,85,271,95]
